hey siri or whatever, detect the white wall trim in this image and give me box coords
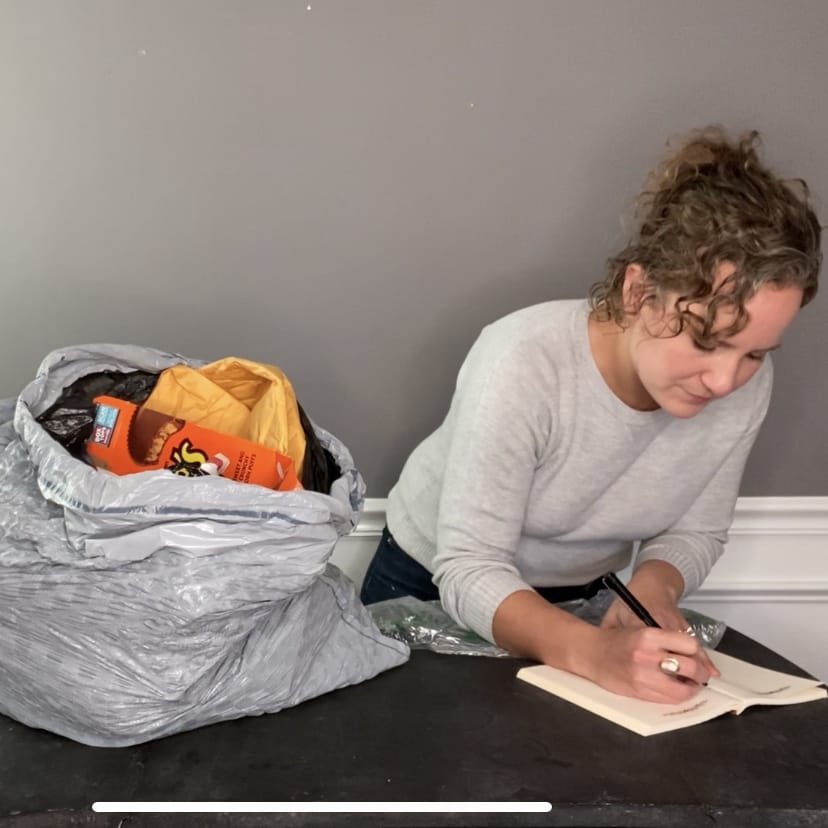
[728,496,828,534]
[352,498,389,537]
[693,583,828,603]
[696,497,828,597]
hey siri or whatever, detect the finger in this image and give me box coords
[644,670,702,703]
[599,605,621,629]
[658,655,682,675]
[610,597,641,623]
[640,627,701,656]
[672,638,720,677]
[638,685,699,704]
[659,653,713,686]
[602,601,640,630]
[695,648,721,677]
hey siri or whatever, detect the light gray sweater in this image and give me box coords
[386,300,772,642]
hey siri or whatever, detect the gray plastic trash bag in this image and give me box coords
[0,344,409,747]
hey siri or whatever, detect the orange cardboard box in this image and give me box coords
[86,395,301,491]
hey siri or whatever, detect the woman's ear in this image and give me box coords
[621,264,647,315]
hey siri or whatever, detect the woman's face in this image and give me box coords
[624,264,803,418]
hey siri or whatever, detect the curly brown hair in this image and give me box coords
[589,127,822,347]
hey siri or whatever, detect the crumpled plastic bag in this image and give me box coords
[368,592,726,657]
[0,344,409,747]
[368,596,512,657]
[35,369,158,457]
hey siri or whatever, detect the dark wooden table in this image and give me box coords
[1,629,826,828]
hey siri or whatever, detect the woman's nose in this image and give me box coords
[700,356,742,398]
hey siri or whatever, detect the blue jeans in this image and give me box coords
[359,526,604,605]
[360,527,439,604]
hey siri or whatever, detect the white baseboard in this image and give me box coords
[332,496,828,680]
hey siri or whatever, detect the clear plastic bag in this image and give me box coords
[367,596,511,657]
[368,591,726,657]
[554,589,727,649]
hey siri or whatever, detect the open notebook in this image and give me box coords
[517,649,827,736]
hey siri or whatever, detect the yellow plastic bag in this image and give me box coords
[143,357,306,479]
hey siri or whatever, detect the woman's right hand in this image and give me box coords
[493,589,712,703]
[584,625,713,703]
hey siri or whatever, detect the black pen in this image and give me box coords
[601,572,660,628]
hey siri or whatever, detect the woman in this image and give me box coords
[360,127,822,703]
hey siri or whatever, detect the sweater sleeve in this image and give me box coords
[431,330,556,642]
[636,359,774,595]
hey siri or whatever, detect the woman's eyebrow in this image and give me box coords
[717,341,782,353]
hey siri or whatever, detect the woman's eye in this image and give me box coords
[746,352,766,362]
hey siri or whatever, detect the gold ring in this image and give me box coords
[659,656,680,674]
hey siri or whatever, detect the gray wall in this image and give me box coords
[1,0,826,496]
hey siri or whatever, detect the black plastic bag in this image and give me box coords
[36,370,159,457]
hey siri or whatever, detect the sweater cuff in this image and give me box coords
[435,568,532,644]
[636,532,724,597]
